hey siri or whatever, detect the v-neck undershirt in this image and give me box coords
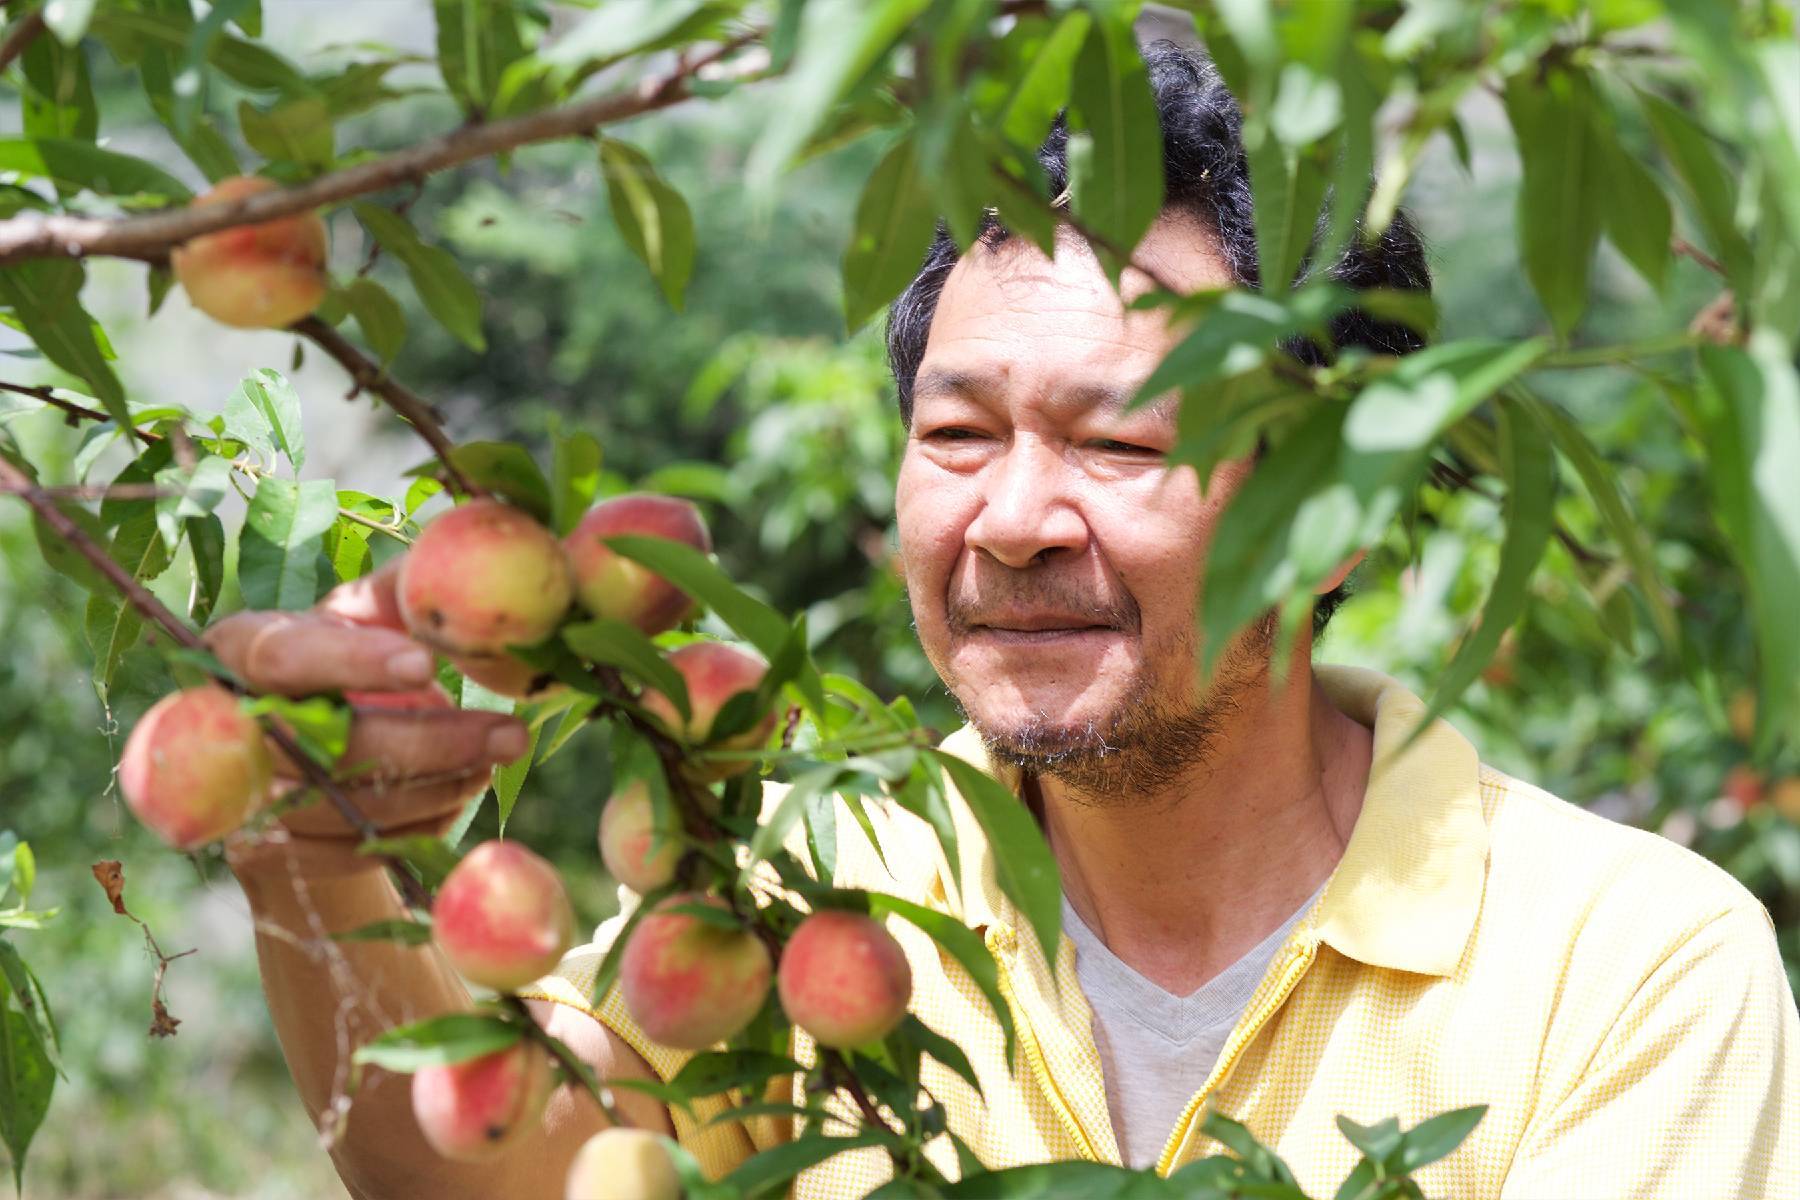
[1062,878,1327,1169]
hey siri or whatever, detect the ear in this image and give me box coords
[1316,548,1367,595]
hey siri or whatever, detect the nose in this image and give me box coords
[965,436,1088,569]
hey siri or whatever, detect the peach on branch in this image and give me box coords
[454,653,563,702]
[565,1128,681,1200]
[598,780,683,895]
[432,840,576,993]
[119,685,274,850]
[639,642,777,779]
[410,1039,552,1162]
[398,499,574,661]
[777,910,912,1049]
[619,893,771,1050]
[564,494,711,635]
[170,176,329,329]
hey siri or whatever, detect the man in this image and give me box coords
[214,41,1797,1199]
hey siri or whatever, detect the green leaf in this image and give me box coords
[931,751,1061,974]
[405,441,551,521]
[895,1013,982,1098]
[329,919,434,946]
[561,619,688,719]
[20,31,97,142]
[1413,405,1555,737]
[432,0,529,117]
[354,835,462,891]
[354,202,485,351]
[173,0,262,138]
[352,1012,520,1073]
[1504,67,1605,335]
[224,368,306,470]
[0,941,60,1071]
[998,10,1092,150]
[238,476,337,611]
[666,1049,804,1104]
[337,276,407,366]
[842,133,939,334]
[865,892,1016,1070]
[0,260,128,427]
[1066,12,1164,264]
[246,694,351,767]
[1396,1104,1487,1172]
[0,999,54,1194]
[1590,110,1671,291]
[1200,1111,1301,1188]
[599,139,696,311]
[1636,89,1753,286]
[544,0,736,78]
[1335,1115,1402,1163]
[153,455,232,551]
[550,429,603,536]
[237,95,333,168]
[492,722,540,835]
[1527,394,1679,649]
[744,764,841,884]
[602,535,788,658]
[1698,338,1800,758]
[0,139,191,202]
[942,1162,1163,1198]
[724,1129,893,1197]
[186,512,227,624]
[1247,134,1330,295]
[1136,285,1350,402]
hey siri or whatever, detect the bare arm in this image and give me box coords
[214,561,672,1198]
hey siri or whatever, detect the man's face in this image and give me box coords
[896,215,1265,795]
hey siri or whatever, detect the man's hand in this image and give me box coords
[205,558,530,878]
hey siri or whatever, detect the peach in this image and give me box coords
[619,893,771,1050]
[432,840,576,993]
[639,642,776,779]
[410,1039,552,1162]
[598,780,683,895]
[398,500,574,661]
[453,653,563,702]
[170,176,328,329]
[564,1127,681,1200]
[119,685,274,850]
[777,911,912,1049]
[564,494,711,635]
[1723,765,1765,814]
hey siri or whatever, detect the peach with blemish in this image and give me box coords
[410,1039,551,1162]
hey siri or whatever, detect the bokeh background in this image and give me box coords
[3,3,1795,1197]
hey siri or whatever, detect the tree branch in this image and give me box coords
[0,380,162,445]
[0,30,765,265]
[0,453,435,912]
[0,5,44,76]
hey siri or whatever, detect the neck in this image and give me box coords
[1035,656,1372,996]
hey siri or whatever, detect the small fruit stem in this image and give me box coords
[0,454,435,914]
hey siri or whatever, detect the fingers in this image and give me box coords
[272,707,528,782]
[225,810,462,879]
[206,610,436,698]
[317,557,407,631]
[272,775,488,837]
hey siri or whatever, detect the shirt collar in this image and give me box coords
[925,664,1491,978]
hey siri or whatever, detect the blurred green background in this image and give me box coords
[2,5,1796,1198]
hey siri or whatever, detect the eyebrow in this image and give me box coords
[912,368,1170,420]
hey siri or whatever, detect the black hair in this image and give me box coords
[885,38,1432,637]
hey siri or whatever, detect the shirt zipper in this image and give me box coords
[988,923,1104,1163]
[1153,939,1319,1177]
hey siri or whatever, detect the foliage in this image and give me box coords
[0,0,1797,1197]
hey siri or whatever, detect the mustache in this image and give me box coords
[946,578,1141,634]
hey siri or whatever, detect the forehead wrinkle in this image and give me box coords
[911,364,1175,425]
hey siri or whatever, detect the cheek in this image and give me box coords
[895,453,967,610]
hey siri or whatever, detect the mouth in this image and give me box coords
[961,615,1123,645]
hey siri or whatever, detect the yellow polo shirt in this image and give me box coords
[523,665,1800,1198]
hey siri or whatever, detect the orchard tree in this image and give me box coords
[2,1,1798,1198]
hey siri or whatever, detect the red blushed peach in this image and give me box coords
[119,685,274,850]
[565,1128,681,1200]
[777,910,912,1049]
[619,893,771,1050]
[598,779,683,895]
[410,1039,552,1162]
[170,176,329,329]
[398,500,574,661]
[564,494,711,635]
[639,642,777,780]
[432,840,576,993]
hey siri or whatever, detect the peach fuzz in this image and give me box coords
[410,1039,552,1162]
[564,494,711,635]
[119,685,274,850]
[170,176,329,329]
[598,779,683,895]
[564,1128,681,1200]
[639,642,776,779]
[777,910,912,1049]
[398,500,574,660]
[619,893,771,1050]
[432,840,576,993]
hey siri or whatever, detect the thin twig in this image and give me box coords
[0,30,765,264]
[1672,237,1726,278]
[0,380,163,445]
[292,316,480,499]
[0,454,435,912]
[0,5,44,75]
[0,481,174,500]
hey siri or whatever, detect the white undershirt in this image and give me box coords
[1063,879,1326,1169]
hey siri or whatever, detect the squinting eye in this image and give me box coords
[1091,438,1157,455]
[928,427,985,442]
